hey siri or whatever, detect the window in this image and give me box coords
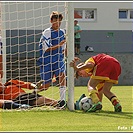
[74,10,82,18]
[85,10,94,19]
[119,9,133,21]
[119,10,127,19]
[130,10,133,19]
[74,9,96,21]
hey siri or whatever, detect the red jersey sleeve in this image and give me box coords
[4,79,34,90]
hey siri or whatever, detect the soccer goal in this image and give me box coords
[0,2,74,110]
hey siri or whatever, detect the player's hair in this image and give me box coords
[75,71,79,79]
[74,62,84,79]
[50,11,63,21]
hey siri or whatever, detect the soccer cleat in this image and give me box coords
[87,102,102,112]
[57,100,66,109]
[75,94,86,110]
[19,104,30,109]
[114,103,122,112]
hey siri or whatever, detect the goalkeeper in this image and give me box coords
[70,53,122,112]
[37,11,66,105]
[0,79,65,109]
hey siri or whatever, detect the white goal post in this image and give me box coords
[66,2,74,111]
[0,2,74,110]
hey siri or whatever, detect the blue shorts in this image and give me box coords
[39,61,66,84]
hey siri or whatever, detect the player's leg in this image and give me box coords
[33,95,65,109]
[87,78,103,112]
[38,96,65,108]
[58,72,66,101]
[74,39,77,55]
[39,65,52,91]
[54,60,66,102]
[98,89,103,103]
[102,60,122,112]
[1,100,29,109]
[75,39,79,55]
[14,93,57,109]
[35,96,58,106]
[96,83,104,102]
[102,82,122,112]
[53,63,66,109]
[77,38,80,55]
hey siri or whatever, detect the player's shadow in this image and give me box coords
[74,110,132,120]
[88,110,132,120]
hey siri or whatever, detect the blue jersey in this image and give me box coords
[38,27,66,65]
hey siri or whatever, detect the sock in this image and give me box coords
[3,102,21,109]
[89,89,100,104]
[110,96,119,106]
[59,86,66,101]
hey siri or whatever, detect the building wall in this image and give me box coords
[73,2,133,30]
[80,30,133,53]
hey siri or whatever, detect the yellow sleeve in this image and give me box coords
[84,57,95,73]
[85,57,95,64]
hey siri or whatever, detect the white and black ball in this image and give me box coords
[79,97,93,112]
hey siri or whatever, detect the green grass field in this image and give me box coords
[0,86,132,132]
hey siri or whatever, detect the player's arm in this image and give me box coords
[11,79,35,90]
[46,39,66,52]
[40,34,66,52]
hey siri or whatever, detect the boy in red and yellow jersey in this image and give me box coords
[70,53,122,112]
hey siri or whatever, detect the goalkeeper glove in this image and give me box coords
[32,80,44,94]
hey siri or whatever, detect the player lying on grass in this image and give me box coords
[70,53,122,112]
[0,79,65,109]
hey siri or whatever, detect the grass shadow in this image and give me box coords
[74,109,132,120]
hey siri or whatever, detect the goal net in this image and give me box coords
[0,2,74,111]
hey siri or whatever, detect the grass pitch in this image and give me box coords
[0,86,132,132]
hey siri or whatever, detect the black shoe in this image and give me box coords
[57,100,66,109]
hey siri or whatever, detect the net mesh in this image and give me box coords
[0,2,68,110]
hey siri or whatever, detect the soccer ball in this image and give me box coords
[79,97,93,112]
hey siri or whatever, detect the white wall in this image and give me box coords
[2,2,133,31]
[73,2,133,30]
